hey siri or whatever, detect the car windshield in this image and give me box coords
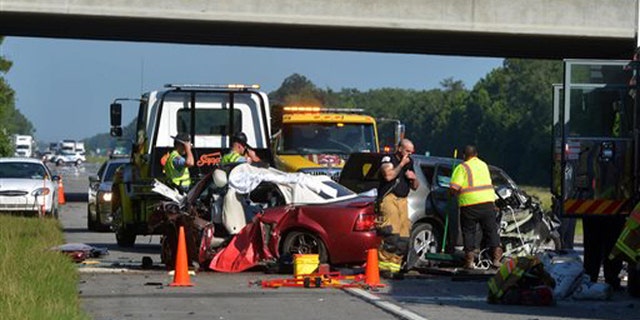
[0,162,47,179]
[103,163,125,182]
[279,123,376,155]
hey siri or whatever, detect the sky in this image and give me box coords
[1,37,503,144]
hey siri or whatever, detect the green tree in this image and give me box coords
[0,37,35,156]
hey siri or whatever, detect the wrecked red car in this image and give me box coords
[149,163,380,272]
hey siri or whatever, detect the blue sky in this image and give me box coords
[1,37,502,143]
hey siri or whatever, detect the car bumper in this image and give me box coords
[0,195,53,213]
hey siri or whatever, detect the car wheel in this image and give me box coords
[75,159,82,166]
[406,222,442,270]
[45,209,59,219]
[56,159,63,166]
[87,206,96,231]
[281,231,328,264]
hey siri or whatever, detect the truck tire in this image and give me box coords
[116,228,136,247]
[112,205,135,246]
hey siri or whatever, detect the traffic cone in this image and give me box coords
[365,248,381,286]
[57,177,66,205]
[169,226,193,287]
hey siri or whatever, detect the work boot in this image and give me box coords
[492,247,504,268]
[463,251,475,269]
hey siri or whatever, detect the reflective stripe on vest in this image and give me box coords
[451,157,494,207]
[164,150,190,187]
[221,151,242,165]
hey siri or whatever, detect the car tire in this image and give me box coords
[406,222,442,270]
[75,159,82,166]
[281,231,329,264]
[56,159,63,166]
[45,208,59,219]
[87,206,96,231]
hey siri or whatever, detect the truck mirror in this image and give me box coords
[110,103,122,126]
[110,127,123,137]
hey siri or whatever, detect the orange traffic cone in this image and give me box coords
[57,177,65,205]
[365,248,381,287]
[169,226,194,287]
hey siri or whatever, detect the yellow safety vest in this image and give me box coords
[221,151,244,165]
[164,150,191,187]
[450,157,494,207]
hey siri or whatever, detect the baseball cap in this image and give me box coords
[231,132,251,149]
[171,132,191,144]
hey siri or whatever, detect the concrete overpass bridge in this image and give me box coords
[0,0,638,59]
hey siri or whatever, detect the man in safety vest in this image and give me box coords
[449,145,502,269]
[221,132,261,165]
[164,132,194,193]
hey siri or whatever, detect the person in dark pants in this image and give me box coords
[449,145,502,269]
[582,214,627,289]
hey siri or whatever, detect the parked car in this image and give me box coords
[52,151,86,166]
[0,157,59,217]
[339,153,560,270]
[149,163,380,270]
[87,158,129,231]
[40,151,55,163]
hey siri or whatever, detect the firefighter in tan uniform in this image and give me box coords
[449,145,502,269]
[376,139,419,274]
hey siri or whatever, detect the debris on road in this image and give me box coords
[51,243,108,263]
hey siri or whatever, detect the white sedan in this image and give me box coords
[0,158,59,217]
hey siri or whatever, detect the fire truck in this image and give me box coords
[108,84,272,247]
[270,106,403,180]
[552,59,639,294]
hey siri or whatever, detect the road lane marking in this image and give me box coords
[344,288,429,320]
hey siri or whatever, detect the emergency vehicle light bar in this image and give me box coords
[283,106,365,113]
[165,84,261,90]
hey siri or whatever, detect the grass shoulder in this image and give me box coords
[0,215,88,319]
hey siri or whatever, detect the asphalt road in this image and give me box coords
[54,162,638,320]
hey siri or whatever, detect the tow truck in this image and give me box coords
[108,84,272,246]
[271,106,403,180]
[552,59,639,294]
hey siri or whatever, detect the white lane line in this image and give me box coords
[391,295,486,303]
[344,288,429,320]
